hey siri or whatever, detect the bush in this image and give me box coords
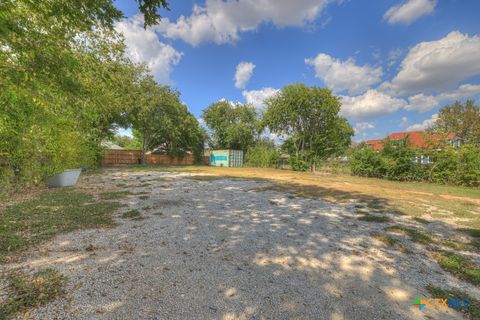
[350,141,480,187]
[288,155,310,171]
[245,144,280,168]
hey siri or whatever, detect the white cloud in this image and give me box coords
[438,83,480,101]
[242,87,279,112]
[406,114,438,131]
[405,93,438,112]
[388,31,480,95]
[115,16,182,84]
[154,0,329,46]
[340,90,407,118]
[234,62,255,89]
[354,122,375,135]
[384,0,436,25]
[305,53,383,94]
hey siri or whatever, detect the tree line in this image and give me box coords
[0,0,207,194]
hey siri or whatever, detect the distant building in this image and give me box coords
[365,131,461,151]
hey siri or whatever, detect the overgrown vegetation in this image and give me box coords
[0,190,122,262]
[350,139,480,187]
[0,269,66,319]
[433,251,480,286]
[0,0,205,196]
[244,140,280,168]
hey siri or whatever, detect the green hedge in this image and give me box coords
[350,140,480,187]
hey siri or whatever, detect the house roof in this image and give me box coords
[365,131,458,150]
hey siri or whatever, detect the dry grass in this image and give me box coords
[160,166,480,228]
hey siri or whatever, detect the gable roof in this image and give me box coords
[365,131,458,150]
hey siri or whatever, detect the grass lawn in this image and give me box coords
[0,189,123,263]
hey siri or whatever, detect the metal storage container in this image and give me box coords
[209,150,243,167]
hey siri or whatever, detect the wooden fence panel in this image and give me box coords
[102,150,197,166]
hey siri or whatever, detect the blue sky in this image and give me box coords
[114,0,480,141]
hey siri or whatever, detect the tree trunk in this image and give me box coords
[311,161,316,173]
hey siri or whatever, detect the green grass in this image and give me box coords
[459,228,480,238]
[373,234,398,246]
[385,225,433,244]
[433,251,480,286]
[122,210,141,219]
[413,217,430,224]
[426,285,480,320]
[0,269,66,319]
[358,214,391,223]
[0,190,122,261]
[99,191,131,200]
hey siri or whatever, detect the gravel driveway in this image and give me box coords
[9,170,478,319]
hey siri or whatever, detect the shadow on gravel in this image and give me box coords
[12,172,475,320]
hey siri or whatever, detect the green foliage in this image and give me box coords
[202,101,259,151]
[263,84,354,171]
[431,100,480,146]
[434,251,480,286]
[0,269,66,319]
[245,140,280,168]
[350,140,480,187]
[129,77,205,163]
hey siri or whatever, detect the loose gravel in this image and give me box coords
[4,170,479,319]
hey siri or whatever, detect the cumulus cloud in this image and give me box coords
[154,0,329,46]
[405,93,438,112]
[438,83,480,101]
[384,0,436,25]
[305,53,383,94]
[388,31,480,95]
[354,122,375,135]
[115,16,182,84]
[242,87,279,112]
[234,62,256,89]
[406,114,438,131]
[340,90,407,118]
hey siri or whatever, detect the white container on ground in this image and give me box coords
[46,169,82,187]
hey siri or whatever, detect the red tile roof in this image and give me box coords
[365,131,458,150]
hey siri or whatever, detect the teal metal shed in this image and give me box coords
[209,150,243,167]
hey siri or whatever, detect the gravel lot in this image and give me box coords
[7,170,479,319]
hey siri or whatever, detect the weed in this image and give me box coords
[385,225,432,244]
[138,195,149,200]
[373,234,398,246]
[0,269,65,319]
[433,251,480,286]
[122,210,141,219]
[413,217,430,224]
[99,191,131,200]
[0,190,121,261]
[459,228,480,238]
[358,214,391,223]
[153,212,164,216]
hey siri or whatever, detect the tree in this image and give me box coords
[263,84,354,171]
[202,101,259,151]
[129,77,205,164]
[431,100,480,145]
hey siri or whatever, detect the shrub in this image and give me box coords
[288,155,310,171]
[350,141,480,187]
[245,144,280,168]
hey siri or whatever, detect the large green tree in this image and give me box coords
[0,0,170,193]
[202,101,259,151]
[263,84,354,171]
[431,100,480,145]
[129,77,204,163]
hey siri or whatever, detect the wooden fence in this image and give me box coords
[102,149,197,166]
